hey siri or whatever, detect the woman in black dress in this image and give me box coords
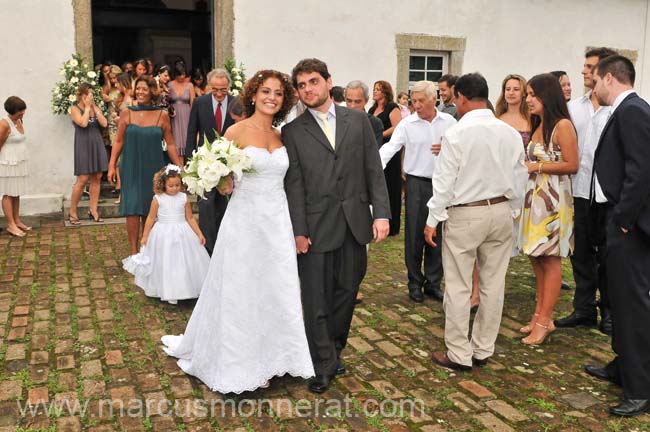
[369,80,402,236]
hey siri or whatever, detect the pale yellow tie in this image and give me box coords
[317,112,335,149]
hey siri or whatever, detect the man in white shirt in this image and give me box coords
[424,73,527,370]
[379,80,456,303]
[555,47,617,335]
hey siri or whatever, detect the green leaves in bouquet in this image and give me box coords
[51,53,109,117]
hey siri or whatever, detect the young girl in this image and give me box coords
[123,165,209,304]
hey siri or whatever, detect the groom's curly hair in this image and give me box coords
[241,70,295,126]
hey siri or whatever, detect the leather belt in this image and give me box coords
[452,196,508,208]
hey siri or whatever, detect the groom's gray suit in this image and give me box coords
[283,104,390,377]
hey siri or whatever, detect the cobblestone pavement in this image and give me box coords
[1,218,649,432]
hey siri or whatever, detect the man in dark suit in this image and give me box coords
[283,59,391,393]
[343,80,384,148]
[185,68,235,255]
[585,55,650,417]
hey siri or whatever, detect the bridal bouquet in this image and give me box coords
[51,54,107,116]
[182,136,254,198]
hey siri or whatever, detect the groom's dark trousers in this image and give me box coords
[283,105,390,377]
[298,228,367,375]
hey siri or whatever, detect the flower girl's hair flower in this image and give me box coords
[165,164,182,175]
[153,165,182,194]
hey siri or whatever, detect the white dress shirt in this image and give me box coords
[426,109,527,226]
[593,89,636,203]
[379,110,456,178]
[567,91,611,199]
[308,102,337,138]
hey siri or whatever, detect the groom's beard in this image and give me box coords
[301,93,330,109]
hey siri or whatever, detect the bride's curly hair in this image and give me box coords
[241,70,295,126]
[153,165,182,195]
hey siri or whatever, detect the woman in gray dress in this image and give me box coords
[69,83,108,224]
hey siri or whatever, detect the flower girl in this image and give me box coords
[123,164,210,304]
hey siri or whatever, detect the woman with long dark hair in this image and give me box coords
[168,61,195,164]
[369,80,402,236]
[518,73,578,345]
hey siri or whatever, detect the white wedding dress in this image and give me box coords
[161,146,314,393]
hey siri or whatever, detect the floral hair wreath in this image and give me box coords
[164,164,181,175]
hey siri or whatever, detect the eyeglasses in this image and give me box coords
[212,87,229,94]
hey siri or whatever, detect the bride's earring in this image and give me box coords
[252,100,255,106]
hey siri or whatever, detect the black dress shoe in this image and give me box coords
[408,289,424,303]
[308,374,333,394]
[554,311,597,328]
[423,285,444,301]
[608,399,650,417]
[561,281,572,290]
[472,357,489,367]
[583,365,620,385]
[599,315,613,336]
[335,361,346,375]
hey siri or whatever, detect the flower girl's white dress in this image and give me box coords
[123,192,210,302]
[161,146,314,393]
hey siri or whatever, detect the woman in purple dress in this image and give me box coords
[168,62,195,165]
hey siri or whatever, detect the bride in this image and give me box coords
[161,70,314,393]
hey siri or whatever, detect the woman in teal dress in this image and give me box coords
[108,76,182,254]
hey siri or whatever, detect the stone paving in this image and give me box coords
[1,217,649,431]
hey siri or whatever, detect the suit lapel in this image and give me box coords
[334,105,350,154]
[205,95,217,130]
[301,111,335,153]
[595,93,636,157]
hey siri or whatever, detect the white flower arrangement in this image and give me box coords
[182,136,254,199]
[51,54,108,116]
[223,58,246,94]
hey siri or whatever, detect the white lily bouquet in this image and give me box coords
[182,136,254,199]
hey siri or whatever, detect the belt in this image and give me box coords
[406,174,431,182]
[452,196,508,208]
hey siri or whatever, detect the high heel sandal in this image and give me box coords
[88,210,104,223]
[521,321,555,346]
[519,313,540,334]
[68,216,82,226]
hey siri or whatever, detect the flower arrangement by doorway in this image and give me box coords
[51,54,108,116]
[223,58,246,96]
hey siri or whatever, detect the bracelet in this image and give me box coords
[537,162,544,174]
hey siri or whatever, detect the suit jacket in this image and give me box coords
[283,105,391,253]
[593,92,650,239]
[185,94,235,157]
[367,113,384,148]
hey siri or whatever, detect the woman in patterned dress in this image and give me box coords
[518,74,578,345]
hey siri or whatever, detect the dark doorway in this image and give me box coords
[92,0,212,73]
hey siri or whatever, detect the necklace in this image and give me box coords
[249,120,274,133]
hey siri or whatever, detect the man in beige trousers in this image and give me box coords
[424,73,527,370]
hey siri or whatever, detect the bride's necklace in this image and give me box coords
[249,120,274,133]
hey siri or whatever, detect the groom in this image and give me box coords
[283,58,391,393]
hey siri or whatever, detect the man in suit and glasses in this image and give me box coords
[584,55,650,417]
[185,68,235,255]
[283,58,391,393]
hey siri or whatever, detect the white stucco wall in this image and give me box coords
[233,0,650,101]
[0,0,76,215]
